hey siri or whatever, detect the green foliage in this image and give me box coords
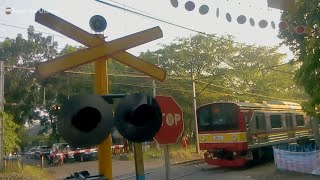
[0,26,58,125]
[139,34,305,133]
[0,27,94,143]
[1,112,20,154]
[22,165,53,179]
[16,127,29,151]
[0,164,53,180]
[0,25,307,143]
[278,0,320,115]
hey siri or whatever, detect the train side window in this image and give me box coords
[270,114,282,129]
[285,113,293,128]
[255,113,266,131]
[296,115,305,127]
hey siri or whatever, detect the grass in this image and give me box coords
[0,159,53,180]
[120,143,203,162]
[22,166,54,180]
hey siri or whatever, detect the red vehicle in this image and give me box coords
[197,101,315,167]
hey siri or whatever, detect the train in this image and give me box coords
[196,100,319,167]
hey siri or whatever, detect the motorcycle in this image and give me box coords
[50,152,64,166]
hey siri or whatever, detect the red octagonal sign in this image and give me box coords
[154,96,184,144]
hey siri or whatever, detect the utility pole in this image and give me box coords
[153,55,160,150]
[0,60,4,170]
[43,88,46,105]
[152,55,160,97]
[190,60,200,154]
[152,77,156,97]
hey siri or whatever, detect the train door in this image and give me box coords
[285,113,294,139]
[250,112,267,145]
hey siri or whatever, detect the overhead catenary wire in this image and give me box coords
[0,22,65,38]
[2,65,190,80]
[94,0,294,51]
[0,2,293,65]
[106,0,153,16]
[0,0,293,62]
[95,0,206,35]
[195,79,304,102]
[46,75,304,103]
[20,69,303,102]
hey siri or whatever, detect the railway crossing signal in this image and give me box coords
[154,96,184,144]
[34,9,166,82]
[34,9,166,180]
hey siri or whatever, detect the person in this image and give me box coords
[48,148,55,165]
[182,135,188,151]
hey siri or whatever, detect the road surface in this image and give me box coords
[22,156,320,180]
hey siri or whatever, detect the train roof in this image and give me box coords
[199,101,302,111]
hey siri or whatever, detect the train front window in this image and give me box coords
[197,103,238,131]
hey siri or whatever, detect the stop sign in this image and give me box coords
[154,96,183,144]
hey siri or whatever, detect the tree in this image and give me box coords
[37,44,94,142]
[278,0,320,115]
[221,44,303,103]
[139,33,305,134]
[0,26,58,125]
[1,112,20,154]
[0,25,308,145]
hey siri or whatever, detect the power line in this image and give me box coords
[0,18,52,32]
[94,0,288,49]
[23,69,302,102]
[0,22,66,38]
[38,75,193,92]
[2,63,302,102]
[95,0,207,35]
[45,75,303,103]
[261,60,299,70]
[106,0,153,16]
[95,0,298,81]
[2,65,189,80]
[2,64,296,82]
[195,79,303,102]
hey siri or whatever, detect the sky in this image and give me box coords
[0,0,293,60]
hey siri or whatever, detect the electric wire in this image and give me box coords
[2,65,189,80]
[106,0,153,16]
[29,67,304,102]
[195,79,304,102]
[94,0,293,51]
[45,75,303,102]
[95,0,206,35]
[0,22,65,38]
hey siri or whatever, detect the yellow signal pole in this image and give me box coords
[94,35,112,180]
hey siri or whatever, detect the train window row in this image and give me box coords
[251,112,305,131]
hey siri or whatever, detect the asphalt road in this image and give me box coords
[21,156,165,179]
[118,162,320,180]
[21,156,320,180]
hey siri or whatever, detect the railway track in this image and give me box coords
[172,158,205,166]
[114,159,205,180]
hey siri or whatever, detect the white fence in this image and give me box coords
[273,145,320,175]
